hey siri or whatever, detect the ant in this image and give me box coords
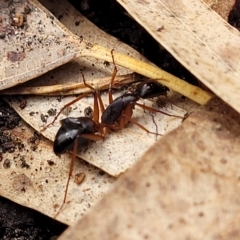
[51,51,183,217]
[53,78,169,155]
[53,74,170,156]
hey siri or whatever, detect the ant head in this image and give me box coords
[136,80,169,99]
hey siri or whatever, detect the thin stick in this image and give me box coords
[54,137,78,219]
[0,74,136,96]
[108,50,118,104]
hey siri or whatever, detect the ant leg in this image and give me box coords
[54,135,79,219]
[81,74,105,124]
[42,72,103,132]
[129,118,162,136]
[109,50,118,104]
[80,133,104,141]
[53,132,103,219]
[81,74,109,137]
[81,72,111,137]
[117,103,162,136]
[81,74,100,123]
[136,102,184,119]
[41,92,92,132]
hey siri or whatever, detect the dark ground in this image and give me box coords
[0,0,238,239]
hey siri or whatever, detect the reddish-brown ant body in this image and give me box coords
[53,78,169,154]
[51,51,182,217]
[101,80,169,132]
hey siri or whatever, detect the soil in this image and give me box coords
[0,100,67,239]
[0,0,238,239]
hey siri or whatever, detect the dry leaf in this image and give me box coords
[117,0,240,113]
[0,0,187,225]
[58,97,240,239]
[0,0,211,105]
[204,0,235,20]
[6,93,186,177]
[0,0,81,89]
[0,114,115,225]
[3,0,187,177]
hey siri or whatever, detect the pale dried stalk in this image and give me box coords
[79,42,213,105]
[0,74,135,95]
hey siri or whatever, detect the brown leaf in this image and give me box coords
[0,0,211,105]
[0,0,188,225]
[58,97,240,239]
[5,93,186,177]
[3,0,187,177]
[0,118,115,225]
[204,0,235,20]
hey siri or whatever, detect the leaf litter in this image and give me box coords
[0,0,188,225]
[116,0,240,113]
[0,100,115,225]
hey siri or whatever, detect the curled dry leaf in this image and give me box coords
[117,0,240,114]
[58,97,240,239]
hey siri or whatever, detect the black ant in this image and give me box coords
[53,74,171,156]
[54,78,169,155]
[51,51,183,217]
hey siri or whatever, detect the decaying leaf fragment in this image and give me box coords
[0,0,81,89]
[58,97,240,239]
[117,0,240,114]
[204,0,235,20]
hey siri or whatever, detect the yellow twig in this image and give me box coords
[0,74,136,96]
[79,43,213,105]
